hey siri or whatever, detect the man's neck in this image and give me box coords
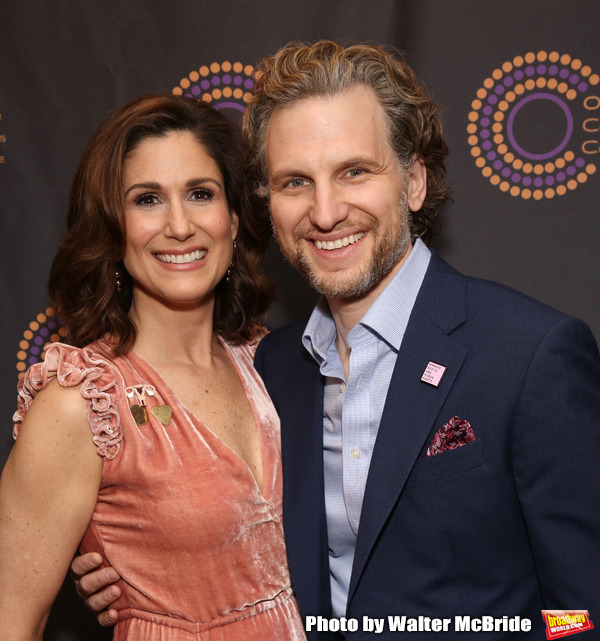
[328,244,412,377]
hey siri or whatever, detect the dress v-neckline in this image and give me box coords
[124,337,269,499]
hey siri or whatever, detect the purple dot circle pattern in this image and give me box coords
[172,62,256,114]
[17,310,65,378]
[468,51,598,199]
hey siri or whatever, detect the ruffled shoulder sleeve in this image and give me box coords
[13,342,123,460]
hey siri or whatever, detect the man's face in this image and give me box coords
[265,84,426,301]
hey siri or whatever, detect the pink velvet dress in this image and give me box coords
[13,336,306,641]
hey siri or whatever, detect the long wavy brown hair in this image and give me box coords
[243,40,451,244]
[49,94,272,355]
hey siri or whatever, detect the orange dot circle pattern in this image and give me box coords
[172,61,255,111]
[467,50,599,200]
[16,308,66,379]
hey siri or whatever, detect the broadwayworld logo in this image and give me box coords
[542,610,594,639]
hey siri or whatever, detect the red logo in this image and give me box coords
[542,610,594,639]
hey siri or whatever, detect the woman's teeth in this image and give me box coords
[155,250,206,264]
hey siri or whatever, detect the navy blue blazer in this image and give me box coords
[254,252,600,640]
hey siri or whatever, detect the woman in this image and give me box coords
[0,94,306,640]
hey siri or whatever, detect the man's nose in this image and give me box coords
[308,183,349,231]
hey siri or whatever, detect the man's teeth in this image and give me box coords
[315,232,365,251]
[155,250,206,264]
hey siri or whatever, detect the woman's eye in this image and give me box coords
[190,188,213,201]
[134,193,159,206]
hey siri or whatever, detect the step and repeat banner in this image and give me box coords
[2,1,599,638]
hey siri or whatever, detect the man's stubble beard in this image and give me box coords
[272,190,412,300]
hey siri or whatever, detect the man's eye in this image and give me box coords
[190,188,213,201]
[134,193,159,206]
[347,168,365,177]
[288,178,308,188]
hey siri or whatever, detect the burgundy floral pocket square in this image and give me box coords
[426,416,475,457]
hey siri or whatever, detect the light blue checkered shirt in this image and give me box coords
[302,239,431,618]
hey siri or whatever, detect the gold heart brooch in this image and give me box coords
[125,384,171,426]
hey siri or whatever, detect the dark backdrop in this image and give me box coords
[2,1,599,638]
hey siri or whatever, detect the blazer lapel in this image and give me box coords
[348,252,468,603]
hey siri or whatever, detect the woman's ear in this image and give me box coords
[230,211,239,240]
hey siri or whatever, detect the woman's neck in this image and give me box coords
[127,291,218,369]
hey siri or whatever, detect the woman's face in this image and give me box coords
[122,130,238,310]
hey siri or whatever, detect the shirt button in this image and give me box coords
[351,447,361,460]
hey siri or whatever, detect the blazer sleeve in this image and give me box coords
[253,335,268,387]
[513,314,600,606]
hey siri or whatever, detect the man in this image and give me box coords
[73,41,600,639]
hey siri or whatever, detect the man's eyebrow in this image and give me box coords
[337,157,381,169]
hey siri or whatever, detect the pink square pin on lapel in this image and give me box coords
[421,361,447,387]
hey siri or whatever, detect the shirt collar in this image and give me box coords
[302,238,431,362]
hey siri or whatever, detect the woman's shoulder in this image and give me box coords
[13,340,124,459]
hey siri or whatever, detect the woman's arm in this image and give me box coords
[0,379,102,640]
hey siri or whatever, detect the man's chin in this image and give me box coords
[304,267,380,300]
